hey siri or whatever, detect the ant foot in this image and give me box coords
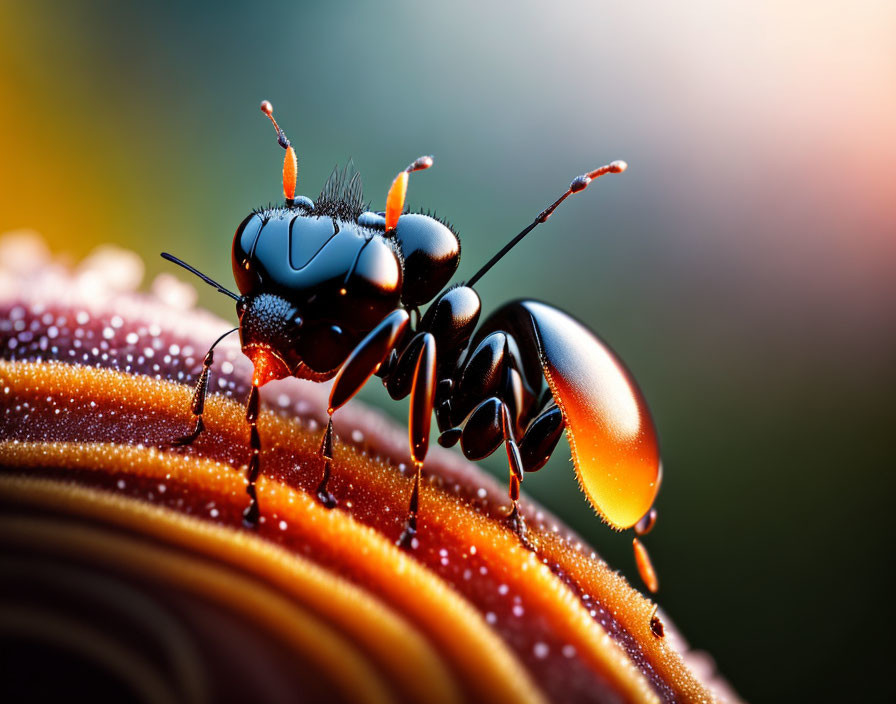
[396,516,418,550]
[242,500,260,529]
[170,417,204,447]
[316,481,337,509]
[505,505,533,549]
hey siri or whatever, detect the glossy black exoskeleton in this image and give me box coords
[163,101,662,574]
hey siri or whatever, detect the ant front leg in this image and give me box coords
[318,310,410,509]
[172,327,238,446]
[243,383,262,528]
[397,332,437,549]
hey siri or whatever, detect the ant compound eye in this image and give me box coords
[392,213,460,307]
[289,195,314,210]
[358,211,386,229]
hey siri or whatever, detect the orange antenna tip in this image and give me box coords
[258,100,298,201]
[283,146,297,201]
[584,160,628,181]
[260,99,290,149]
[385,172,409,232]
[385,155,434,232]
[407,155,434,172]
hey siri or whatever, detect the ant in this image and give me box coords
[163,101,662,589]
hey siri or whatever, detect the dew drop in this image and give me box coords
[635,507,658,536]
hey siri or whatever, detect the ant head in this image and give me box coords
[253,104,459,311]
[232,208,403,380]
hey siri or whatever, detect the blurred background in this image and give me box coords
[1,1,893,700]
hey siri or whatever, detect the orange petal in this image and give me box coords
[0,233,737,703]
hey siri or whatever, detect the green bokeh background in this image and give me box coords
[2,2,894,700]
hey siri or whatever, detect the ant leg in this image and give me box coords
[317,309,410,509]
[242,383,263,528]
[172,327,238,446]
[316,416,337,508]
[518,404,564,473]
[501,403,531,547]
[398,333,437,549]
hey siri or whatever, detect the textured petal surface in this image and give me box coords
[0,232,738,703]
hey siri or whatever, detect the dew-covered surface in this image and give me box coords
[0,233,735,703]
[1,518,360,704]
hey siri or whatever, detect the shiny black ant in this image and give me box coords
[162,101,661,583]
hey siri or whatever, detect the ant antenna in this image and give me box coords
[260,100,298,202]
[160,253,242,302]
[465,160,628,288]
[385,156,434,232]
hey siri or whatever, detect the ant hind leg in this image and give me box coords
[501,403,532,549]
